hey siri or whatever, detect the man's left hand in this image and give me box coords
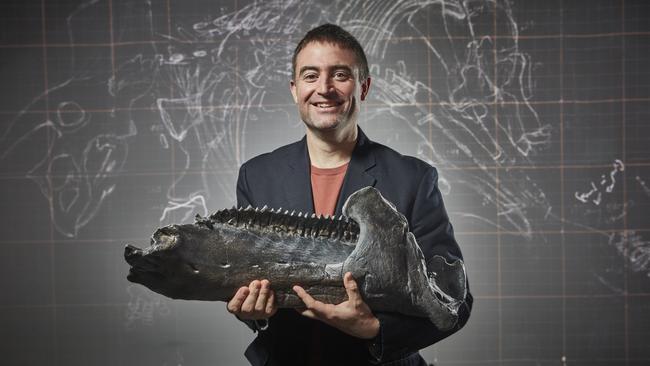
[293,272,380,339]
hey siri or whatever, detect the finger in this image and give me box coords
[241,280,261,313]
[296,303,337,322]
[265,289,276,316]
[343,272,362,306]
[293,285,331,318]
[254,279,270,312]
[296,308,317,319]
[292,285,315,307]
[227,286,250,313]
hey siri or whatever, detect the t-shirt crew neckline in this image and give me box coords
[310,162,349,175]
[310,162,349,217]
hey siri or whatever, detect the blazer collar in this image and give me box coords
[284,135,314,214]
[335,128,377,215]
[284,127,378,215]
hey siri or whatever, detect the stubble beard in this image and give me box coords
[300,98,357,133]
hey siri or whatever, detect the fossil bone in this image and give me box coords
[124,187,467,330]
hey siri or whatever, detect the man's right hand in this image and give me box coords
[227,279,277,320]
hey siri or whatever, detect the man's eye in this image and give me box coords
[334,72,350,80]
[303,74,317,81]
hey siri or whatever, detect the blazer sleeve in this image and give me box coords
[236,163,254,208]
[372,166,473,361]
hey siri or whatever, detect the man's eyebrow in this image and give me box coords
[332,65,352,74]
[330,65,353,72]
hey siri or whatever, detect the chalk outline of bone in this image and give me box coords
[574,159,625,205]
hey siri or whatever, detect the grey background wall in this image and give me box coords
[1,0,649,365]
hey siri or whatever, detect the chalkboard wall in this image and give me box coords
[1,0,649,365]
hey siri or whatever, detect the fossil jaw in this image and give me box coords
[124,187,467,330]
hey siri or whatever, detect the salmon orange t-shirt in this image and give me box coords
[310,162,349,217]
[308,161,349,366]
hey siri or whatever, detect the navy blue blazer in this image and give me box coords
[236,128,472,365]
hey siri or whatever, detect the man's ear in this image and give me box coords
[289,79,298,103]
[360,77,371,101]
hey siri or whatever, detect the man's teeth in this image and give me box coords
[316,103,338,108]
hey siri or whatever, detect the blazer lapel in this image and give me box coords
[335,128,377,215]
[283,136,315,214]
[282,128,378,216]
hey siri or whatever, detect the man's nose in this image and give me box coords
[317,76,334,94]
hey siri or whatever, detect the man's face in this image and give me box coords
[290,41,370,133]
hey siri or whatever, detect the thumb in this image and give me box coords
[343,272,362,305]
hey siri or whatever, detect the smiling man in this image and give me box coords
[226,24,472,366]
[290,37,368,142]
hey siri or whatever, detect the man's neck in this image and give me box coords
[306,124,358,169]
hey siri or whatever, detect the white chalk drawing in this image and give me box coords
[2,1,647,344]
[125,284,171,329]
[609,231,650,278]
[2,4,649,366]
[1,0,555,240]
[160,194,208,222]
[575,159,625,205]
[637,175,650,197]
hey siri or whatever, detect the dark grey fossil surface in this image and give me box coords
[124,187,467,330]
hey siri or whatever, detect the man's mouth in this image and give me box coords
[312,101,343,110]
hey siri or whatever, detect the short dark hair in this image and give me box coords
[292,23,370,81]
